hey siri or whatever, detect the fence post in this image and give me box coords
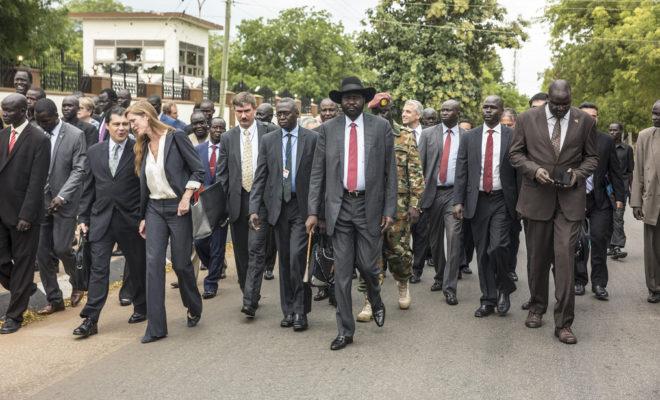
[171,70,175,99]
[60,48,65,92]
[77,61,81,92]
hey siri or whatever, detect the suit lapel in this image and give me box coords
[474,126,483,167]
[114,139,133,177]
[100,140,112,177]
[295,128,305,174]
[558,111,579,160]
[0,128,11,173]
[363,114,372,180]
[534,108,555,153]
[163,132,174,165]
[276,130,283,174]
[49,125,67,173]
[652,128,660,178]
[501,127,510,163]
[337,117,345,175]
[200,145,211,178]
[232,127,242,170]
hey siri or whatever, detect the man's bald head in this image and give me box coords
[1,94,28,126]
[319,98,338,122]
[256,103,274,124]
[440,100,461,127]
[548,79,572,119]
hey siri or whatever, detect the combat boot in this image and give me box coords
[356,295,372,322]
[397,280,411,309]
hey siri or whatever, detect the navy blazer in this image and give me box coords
[139,130,205,218]
[195,141,220,187]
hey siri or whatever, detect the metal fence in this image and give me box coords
[1,50,89,93]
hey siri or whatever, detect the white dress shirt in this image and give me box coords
[239,120,259,173]
[146,135,177,199]
[109,137,127,164]
[343,113,366,191]
[48,120,63,158]
[409,123,423,146]
[480,124,502,191]
[437,123,460,186]
[10,119,29,140]
[545,104,571,150]
[207,141,220,162]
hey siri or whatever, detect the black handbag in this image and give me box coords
[309,234,335,287]
[72,231,91,291]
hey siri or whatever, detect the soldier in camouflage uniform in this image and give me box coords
[356,117,425,321]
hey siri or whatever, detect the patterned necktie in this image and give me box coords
[209,144,218,177]
[242,129,253,191]
[551,117,562,157]
[438,129,452,184]
[283,133,292,202]
[110,143,120,176]
[347,123,358,191]
[8,128,17,153]
[586,175,594,194]
[483,130,494,192]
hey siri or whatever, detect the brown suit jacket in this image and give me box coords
[630,126,660,226]
[509,106,598,222]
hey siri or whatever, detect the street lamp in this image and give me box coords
[16,55,24,65]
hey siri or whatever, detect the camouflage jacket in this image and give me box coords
[393,126,424,209]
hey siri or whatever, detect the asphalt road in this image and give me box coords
[3,209,659,400]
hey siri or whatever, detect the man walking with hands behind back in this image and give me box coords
[307,77,397,350]
[509,80,598,344]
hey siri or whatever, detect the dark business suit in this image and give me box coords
[454,125,518,306]
[308,113,397,337]
[0,123,50,323]
[37,121,88,302]
[418,124,466,294]
[575,132,625,289]
[78,139,146,322]
[217,121,276,301]
[250,126,317,316]
[611,141,634,248]
[69,117,99,149]
[140,130,204,338]
[194,141,228,293]
[510,106,598,328]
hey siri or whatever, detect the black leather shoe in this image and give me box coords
[128,313,146,324]
[314,287,329,301]
[241,305,256,318]
[330,335,353,350]
[474,304,495,317]
[607,247,616,256]
[593,285,609,300]
[119,298,132,307]
[430,280,443,292]
[187,312,201,327]
[372,304,386,327]
[521,301,530,310]
[444,290,458,305]
[264,270,274,280]
[508,272,518,282]
[575,283,585,296]
[426,258,435,267]
[202,290,217,299]
[281,314,294,328]
[73,318,98,337]
[648,292,660,303]
[497,292,511,315]
[141,335,166,344]
[409,273,421,284]
[460,265,473,274]
[0,318,21,334]
[293,314,308,331]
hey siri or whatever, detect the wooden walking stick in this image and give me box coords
[303,231,314,313]
[304,231,313,283]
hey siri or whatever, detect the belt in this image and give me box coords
[479,190,503,196]
[344,189,365,197]
[436,185,453,190]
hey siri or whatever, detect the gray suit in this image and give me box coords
[418,124,464,294]
[308,113,396,336]
[217,121,275,305]
[38,121,88,302]
[250,126,317,316]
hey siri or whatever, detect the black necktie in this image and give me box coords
[283,133,292,202]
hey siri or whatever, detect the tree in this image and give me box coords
[219,7,370,102]
[357,0,527,121]
[544,0,659,137]
[0,1,71,60]
[65,0,132,12]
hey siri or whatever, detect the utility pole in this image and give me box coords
[512,49,518,85]
[218,0,231,118]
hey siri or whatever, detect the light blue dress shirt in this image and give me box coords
[282,125,298,193]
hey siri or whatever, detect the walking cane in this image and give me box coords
[303,231,313,313]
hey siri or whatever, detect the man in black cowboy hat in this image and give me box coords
[306,77,397,350]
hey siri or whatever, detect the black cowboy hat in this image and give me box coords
[329,76,376,104]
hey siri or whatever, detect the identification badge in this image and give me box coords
[283,168,290,179]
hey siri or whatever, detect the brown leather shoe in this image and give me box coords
[70,290,85,307]
[524,311,543,328]
[37,301,65,315]
[555,327,578,344]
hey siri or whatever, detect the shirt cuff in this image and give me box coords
[185,181,202,190]
[57,195,66,203]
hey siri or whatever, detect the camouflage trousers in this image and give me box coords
[358,210,412,292]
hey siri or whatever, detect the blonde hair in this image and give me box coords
[79,96,95,112]
[126,100,174,175]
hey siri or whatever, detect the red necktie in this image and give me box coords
[209,144,217,176]
[438,129,452,184]
[8,128,17,153]
[347,122,358,191]
[483,130,494,193]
